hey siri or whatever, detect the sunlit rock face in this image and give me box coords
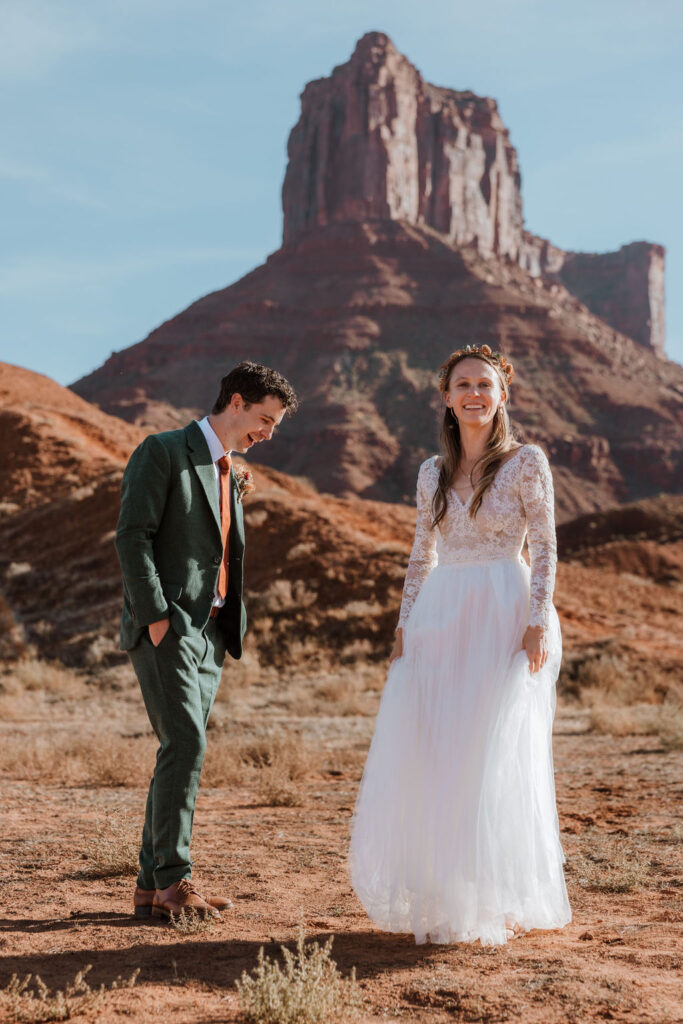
[283,31,665,355]
[282,32,523,261]
[72,32,679,509]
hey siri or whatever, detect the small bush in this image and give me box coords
[0,734,153,787]
[0,659,85,698]
[657,702,683,751]
[236,926,362,1024]
[589,703,661,738]
[79,814,139,878]
[255,768,303,808]
[0,964,138,1022]
[169,908,217,935]
[572,836,650,894]
[203,731,312,789]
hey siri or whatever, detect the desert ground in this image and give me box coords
[1,656,681,1024]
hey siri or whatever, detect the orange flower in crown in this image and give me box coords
[438,344,515,393]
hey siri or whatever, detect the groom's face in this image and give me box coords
[231,394,286,453]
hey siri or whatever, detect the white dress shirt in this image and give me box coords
[196,416,231,607]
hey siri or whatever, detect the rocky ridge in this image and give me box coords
[73,220,683,517]
[3,365,681,696]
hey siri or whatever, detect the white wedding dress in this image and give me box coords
[349,445,571,946]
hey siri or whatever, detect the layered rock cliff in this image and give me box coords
[72,32,680,514]
[283,32,523,261]
[73,220,683,516]
[520,236,666,356]
[283,32,665,355]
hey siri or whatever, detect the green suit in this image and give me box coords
[115,419,247,889]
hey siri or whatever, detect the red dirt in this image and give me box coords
[1,685,682,1023]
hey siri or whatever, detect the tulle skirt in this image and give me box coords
[349,556,571,946]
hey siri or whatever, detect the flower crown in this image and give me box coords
[438,344,515,392]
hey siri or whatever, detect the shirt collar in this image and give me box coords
[197,416,230,464]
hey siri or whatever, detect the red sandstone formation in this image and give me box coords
[72,220,683,518]
[71,34,680,515]
[283,33,522,262]
[283,32,664,355]
[520,236,666,356]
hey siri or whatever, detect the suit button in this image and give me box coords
[213,555,221,565]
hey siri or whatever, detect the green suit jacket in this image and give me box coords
[115,420,246,659]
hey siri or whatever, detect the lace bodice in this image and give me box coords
[397,444,557,631]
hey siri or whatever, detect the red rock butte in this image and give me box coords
[283,32,665,356]
[72,32,682,515]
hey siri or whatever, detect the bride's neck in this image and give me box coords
[458,425,493,467]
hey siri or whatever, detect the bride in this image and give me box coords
[349,345,571,946]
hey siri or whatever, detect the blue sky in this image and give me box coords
[2,0,681,386]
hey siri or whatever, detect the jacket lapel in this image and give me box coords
[185,421,221,536]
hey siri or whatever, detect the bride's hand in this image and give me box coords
[389,628,404,664]
[522,625,548,674]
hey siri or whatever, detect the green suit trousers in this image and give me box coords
[129,617,227,890]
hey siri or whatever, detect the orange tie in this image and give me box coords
[217,455,232,599]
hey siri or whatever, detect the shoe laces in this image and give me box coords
[176,878,200,897]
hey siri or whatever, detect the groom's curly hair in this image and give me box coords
[212,361,298,415]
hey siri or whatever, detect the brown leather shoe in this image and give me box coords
[134,884,232,918]
[151,879,221,920]
[145,880,231,921]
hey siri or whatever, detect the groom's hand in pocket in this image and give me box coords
[148,617,170,647]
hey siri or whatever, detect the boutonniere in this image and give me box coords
[233,465,255,503]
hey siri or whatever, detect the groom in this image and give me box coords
[115,361,298,919]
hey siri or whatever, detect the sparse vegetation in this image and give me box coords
[0,732,155,786]
[572,835,651,894]
[78,813,139,878]
[169,908,218,935]
[560,646,683,751]
[657,700,683,750]
[0,658,86,697]
[255,767,303,807]
[236,926,362,1024]
[0,965,139,1023]
[203,730,312,789]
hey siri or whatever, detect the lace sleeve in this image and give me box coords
[519,446,557,630]
[397,460,438,629]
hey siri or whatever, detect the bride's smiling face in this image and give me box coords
[445,357,505,425]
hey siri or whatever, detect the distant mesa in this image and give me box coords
[72,32,682,515]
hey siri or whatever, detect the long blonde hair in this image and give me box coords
[432,347,518,527]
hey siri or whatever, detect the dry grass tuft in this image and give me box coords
[236,925,362,1024]
[567,648,683,750]
[560,647,678,707]
[571,835,650,894]
[0,658,86,698]
[0,964,139,1022]
[588,703,661,738]
[587,690,683,751]
[78,813,139,878]
[203,731,312,790]
[255,768,303,807]
[169,908,218,935]
[0,733,154,787]
[657,700,683,750]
